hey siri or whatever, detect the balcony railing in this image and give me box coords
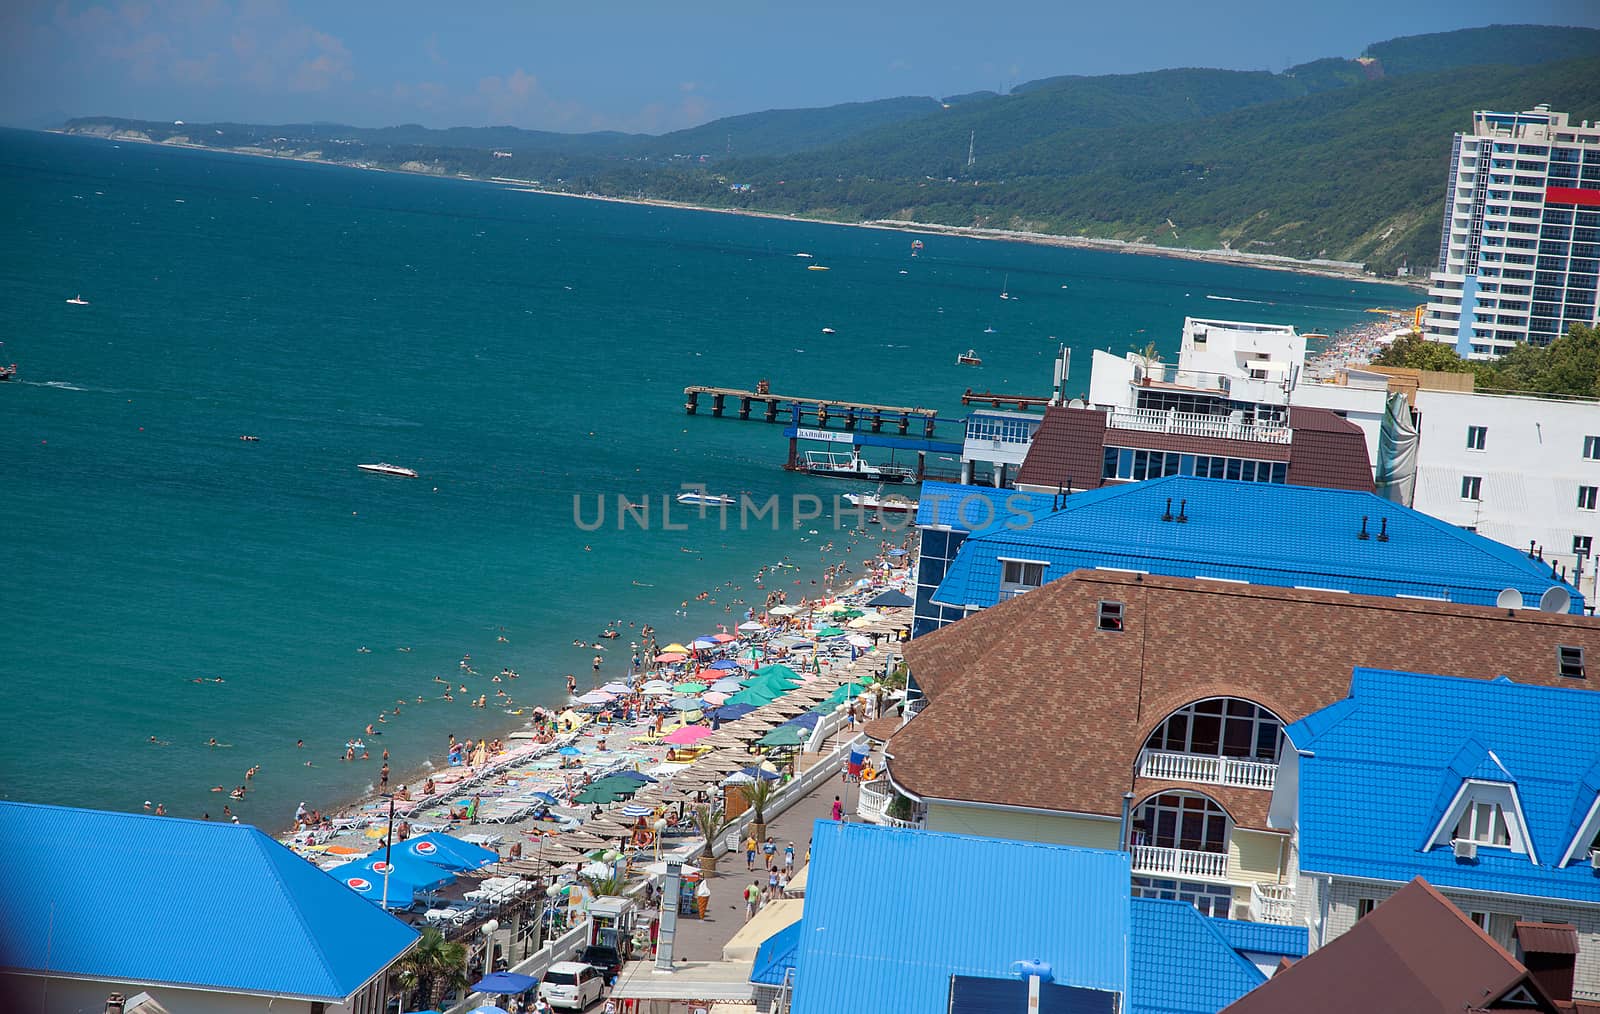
[1250,883,1295,925]
[1138,749,1278,790]
[1131,844,1230,881]
[1108,406,1292,444]
[857,778,892,822]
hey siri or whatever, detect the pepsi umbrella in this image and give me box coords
[338,869,415,909]
[392,832,499,873]
[473,971,539,995]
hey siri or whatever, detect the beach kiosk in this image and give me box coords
[590,895,637,951]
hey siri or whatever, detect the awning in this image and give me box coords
[610,959,757,1001]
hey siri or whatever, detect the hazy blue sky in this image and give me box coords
[4,1,1597,134]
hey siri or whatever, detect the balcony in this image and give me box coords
[1138,749,1278,790]
[1131,844,1230,881]
[857,778,892,823]
[1250,883,1295,925]
[1107,406,1292,445]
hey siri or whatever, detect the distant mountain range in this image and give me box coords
[61,24,1600,275]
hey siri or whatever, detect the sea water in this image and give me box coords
[0,128,1413,824]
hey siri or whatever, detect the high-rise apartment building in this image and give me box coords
[1423,105,1600,358]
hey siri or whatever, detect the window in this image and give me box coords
[1457,801,1511,847]
[1586,435,1600,460]
[1131,877,1233,918]
[1145,697,1282,762]
[1134,793,1230,853]
[1098,600,1124,631]
[1580,486,1599,511]
[1559,646,1586,679]
[1000,559,1046,595]
[1461,476,1482,501]
[1356,898,1377,920]
[1576,535,1593,558]
[1466,425,1487,450]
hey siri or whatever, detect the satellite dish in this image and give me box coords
[1067,398,1086,409]
[1540,586,1572,613]
[1496,588,1524,610]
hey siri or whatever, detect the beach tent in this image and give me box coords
[473,972,539,995]
[391,832,498,873]
[867,589,913,608]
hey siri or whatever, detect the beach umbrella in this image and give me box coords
[814,626,845,639]
[642,685,674,696]
[711,702,758,721]
[620,802,654,818]
[847,634,873,649]
[783,711,823,730]
[817,601,849,614]
[737,765,781,781]
[662,725,713,746]
[868,588,913,607]
[329,850,454,894]
[756,724,810,748]
[611,769,655,783]
[531,791,559,805]
[577,690,615,705]
[712,633,738,643]
[707,659,743,671]
[662,643,690,654]
[690,636,719,650]
[768,605,798,617]
[557,745,583,757]
[700,691,729,706]
[600,682,633,694]
[653,652,686,664]
[709,676,744,691]
[392,832,499,872]
[573,780,634,805]
[473,972,539,995]
[737,621,765,632]
[337,868,416,909]
[673,681,708,694]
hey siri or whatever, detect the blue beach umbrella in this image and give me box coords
[473,971,539,995]
[531,791,559,805]
[707,659,742,671]
[610,769,655,783]
[671,697,702,710]
[737,765,781,781]
[691,636,720,649]
[392,832,499,873]
[337,869,415,909]
[557,745,583,757]
[709,678,744,693]
[330,849,457,893]
[712,703,758,721]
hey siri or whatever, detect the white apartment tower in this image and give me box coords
[1424,105,1600,358]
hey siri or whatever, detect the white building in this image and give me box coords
[1423,105,1600,358]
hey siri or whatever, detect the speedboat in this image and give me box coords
[843,491,919,513]
[357,463,419,478]
[676,491,736,506]
[956,349,982,366]
[66,295,89,305]
[801,448,914,484]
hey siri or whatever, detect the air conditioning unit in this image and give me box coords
[1454,839,1479,861]
[1590,847,1600,870]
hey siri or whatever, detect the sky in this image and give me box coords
[3,1,1598,135]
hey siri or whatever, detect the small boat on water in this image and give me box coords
[806,265,830,272]
[677,491,736,506]
[0,364,15,382]
[1000,274,1011,300]
[957,349,983,366]
[821,327,836,334]
[844,490,919,514]
[239,434,259,442]
[358,463,419,478]
[794,252,814,258]
[66,295,89,305]
[801,448,915,484]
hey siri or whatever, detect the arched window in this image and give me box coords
[1133,792,1230,854]
[1145,697,1282,762]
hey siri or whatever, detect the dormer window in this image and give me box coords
[998,559,1047,602]
[1559,646,1586,679]
[1456,801,1511,847]
[1098,600,1124,631]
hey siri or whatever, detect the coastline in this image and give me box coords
[49,127,1413,287]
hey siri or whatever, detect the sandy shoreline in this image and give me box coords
[51,128,1420,288]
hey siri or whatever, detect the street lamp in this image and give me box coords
[480,918,500,978]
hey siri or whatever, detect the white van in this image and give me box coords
[539,961,604,1010]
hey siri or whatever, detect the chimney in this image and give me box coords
[1514,922,1577,1004]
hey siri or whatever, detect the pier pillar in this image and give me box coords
[844,410,857,431]
[816,406,829,427]
[765,400,779,423]
[924,414,937,438]
[917,451,927,480]
[685,391,699,415]
[739,398,751,420]
[712,393,725,417]
[871,412,883,433]
[897,415,909,436]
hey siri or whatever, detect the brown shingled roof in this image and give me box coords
[1286,406,1374,492]
[1014,406,1108,491]
[1222,878,1561,1014]
[891,571,1600,825]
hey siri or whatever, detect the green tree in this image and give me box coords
[1492,324,1600,398]
[394,926,470,1010]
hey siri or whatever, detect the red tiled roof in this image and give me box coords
[891,571,1600,826]
[1518,923,1580,956]
[1013,406,1108,491]
[1286,407,1374,492]
[1222,878,1561,1014]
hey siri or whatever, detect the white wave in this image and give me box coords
[23,380,90,391]
[1205,295,1275,305]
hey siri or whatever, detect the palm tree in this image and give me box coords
[689,803,731,876]
[581,871,626,898]
[394,926,470,1010]
[744,777,778,844]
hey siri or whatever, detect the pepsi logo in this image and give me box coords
[372,861,394,874]
[415,841,438,855]
[346,877,373,892]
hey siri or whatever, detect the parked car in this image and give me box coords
[538,961,604,1011]
[580,944,623,983]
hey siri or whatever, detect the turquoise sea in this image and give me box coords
[0,128,1412,826]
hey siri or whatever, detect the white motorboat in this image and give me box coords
[956,349,983,366]
[66,295,89,305]
[801,448,914,484]
[357,463,419,478]
[676,491,736,506]
[843,491,919,514]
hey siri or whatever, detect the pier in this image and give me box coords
[960,388,1053,410]
[683,384,941,437]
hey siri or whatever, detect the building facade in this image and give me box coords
[1422,105,1600,357]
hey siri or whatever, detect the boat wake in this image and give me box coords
[23,380,91,392]
[1205,295,1275,305]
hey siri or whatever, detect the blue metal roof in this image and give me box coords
[914,480,1058,534]
[1205,917,1308,960]
[790,820,1130,1014]
[0,802,419,1000]
[1286,669,1600,904]
[1128,899,1265,1014]
[750,919,800,987]
[929,476,1581,612]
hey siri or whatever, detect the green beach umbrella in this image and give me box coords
[756,724,809,748]
[815,625,846,638]
[673,681,708,694]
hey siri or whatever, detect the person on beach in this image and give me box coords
[379,762,389,791]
